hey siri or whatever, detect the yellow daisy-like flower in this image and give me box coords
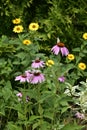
[46,60,54,67]
[82,33,87,40]
[13,25,23,33]
[12,18,21,24]
[23,39,32,45]
[78,62,86,70]
[67,54,75,60]
[29,23,39,31]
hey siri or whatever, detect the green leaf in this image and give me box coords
[18,112,26,120]
[43,111,54,120]
[61,123,84,130]
[15,52,26,60]
[38,104,43,115]
[29,115,40,122]
[61,106,70,114]
[73,48,80,52]
[32,121,41,130]
[6,122,22,130]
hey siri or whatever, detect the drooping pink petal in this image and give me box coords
[61,47,69,56]
[51,45,60,55]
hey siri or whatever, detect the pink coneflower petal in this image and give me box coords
[16,92,22,97]
[75,112,85,119]
[58,76,65,82]
[61,47,69,56]
[31,59,45,68]
[15,75,27,82]
[51,45,60,55]
[15,73,30,83]
[30,72,45,84]
[16,92,23,102]
[51,38,69,56]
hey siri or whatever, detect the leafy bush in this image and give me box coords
[0,19,87,129]
[0,0,87,129]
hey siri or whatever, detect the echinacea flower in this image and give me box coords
[15,74,29,83]
[31,59,45,68]
[83,33,87,40]
[51,38,69,56]
[25,70,33,77]
[23,39,32,45]
[16,92,22,101]
[12,18,21,24]
[13,25,23,33]
[16,92,30,102]
[46,60,54,67]
[29,70,45,84]
[29,23,39,31]
[78,62,86,70]
[26,96,30,102]
[67,54,75,60]
[16,92,22,97]
[58,76,65,82]
[75,112,85,119]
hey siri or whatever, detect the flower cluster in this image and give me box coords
[15,70,45,84]
[16,92,30,102]
[12,18,39,33]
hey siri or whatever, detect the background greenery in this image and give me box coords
[0,0,87,48]
[0,0,87,130]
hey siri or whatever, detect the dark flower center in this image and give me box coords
[17,27,20,31]
[35,59,40,63]
[21,75,27,78]
[34,72,40,76]
[32,25,36,28]
[26,41,29,43]
[57,42,65,47]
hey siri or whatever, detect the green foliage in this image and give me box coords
[0,0,87,130]
[0,29,87,129]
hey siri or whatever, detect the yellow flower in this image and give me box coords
[13,25,23,33]
[46,60,54,67]
[12,18,21,24]
[23,39,32,45]
[29,23,39,31]
[67,54,75,60]
[82,33,87,40]
[78,62,86,70]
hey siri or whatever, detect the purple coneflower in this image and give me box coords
[58,76,65,82]
[16,92,22,97]
[29,70,45,84]
[75,112,85,119]
[51,38,69,56]
[26,96,30,102]
[31,59,45,68]
[16,92,22,101]
[15,73,29,83]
